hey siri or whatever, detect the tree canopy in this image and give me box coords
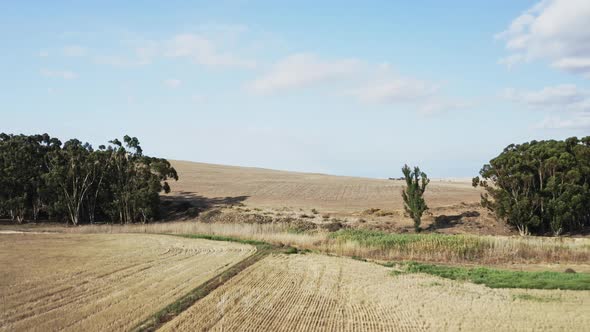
[473,136,590,236]
[0,133,177,225]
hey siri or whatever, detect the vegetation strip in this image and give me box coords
[396,262,590,290]
[132,234,293,332]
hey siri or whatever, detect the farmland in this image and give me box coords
[1,231,588,331]
[169,161,480,213]
[162,253,590,331]
[1,161,590,331]
[0,233,254,331]
[166,161,509,235]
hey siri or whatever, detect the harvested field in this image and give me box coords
[166,161,507,235]
[0,233,254,331]
[169,161,481,213]
[162,253,590,331]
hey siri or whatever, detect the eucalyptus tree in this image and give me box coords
[106,136,178,224]
[0,134,50,222]
[0,133,177,224]
[46,139,102,225]
[473,137,590,236]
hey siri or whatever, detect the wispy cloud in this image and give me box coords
[496,0,590,77]
[505,84,590,129]
[40,69,78,79]
[62,45,87,57]
[164,33,256,68]
[246,53,361,94]
[93,54,150,67]
[245,53,469,115]
[163,79,182,88]
[351,78,439,104]
[91,32,255,69]
[503,84,590,111]
[417,100,472,115]
[535,114,590,129]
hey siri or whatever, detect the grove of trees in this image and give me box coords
[473,136,590,236]
[0,133,178,225]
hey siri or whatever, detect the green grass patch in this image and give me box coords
[403,262,590,290]
[173,233,272,249]
[390,270,406,277]
[512,293,562,302]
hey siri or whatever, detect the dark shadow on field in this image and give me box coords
[160,192,249,221]
[427,211,480,231]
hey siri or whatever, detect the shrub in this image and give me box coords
[198,208,223,223]
[186,207,200,218]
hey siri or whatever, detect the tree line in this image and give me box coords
[0,133,178,225]
[473,136,590,236]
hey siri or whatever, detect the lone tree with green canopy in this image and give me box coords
[401,164,430,232]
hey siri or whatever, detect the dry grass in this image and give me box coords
[161,253,590,331]
[0,233,254,331]
[61,222,590,265]
[169,160,481,213]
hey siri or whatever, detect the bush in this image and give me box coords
[199,209,223,223]
[321,221,344,232]
[186,207,200,218]
[288,219,317,233]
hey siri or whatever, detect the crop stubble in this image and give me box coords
[162,253,590,331]
[0,233,254,331]
[169,161,480,213]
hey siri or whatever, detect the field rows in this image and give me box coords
[0,233,254,332]
[162,253,590,331]
[170,161,480,212]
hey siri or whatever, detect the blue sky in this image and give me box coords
[2,0,590,178]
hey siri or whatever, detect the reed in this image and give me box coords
[62,222,590,264]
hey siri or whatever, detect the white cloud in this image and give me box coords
[93,33,254,69]
[94,42,156,67]
[94,55,145,67]
[496,0,590,77]
[164,33,255,68]
[246,53,468,115]
[506,84,590,130]
[503,84,590,111]
[351,78,470,115]
[246,53,361,94]
[63,45,87,57]
[40,69,78,80]
[163,79,182,88]
[351,78,438,104]
[417,100,472,115]
[39,50,49,57]
[536,114,590,129]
